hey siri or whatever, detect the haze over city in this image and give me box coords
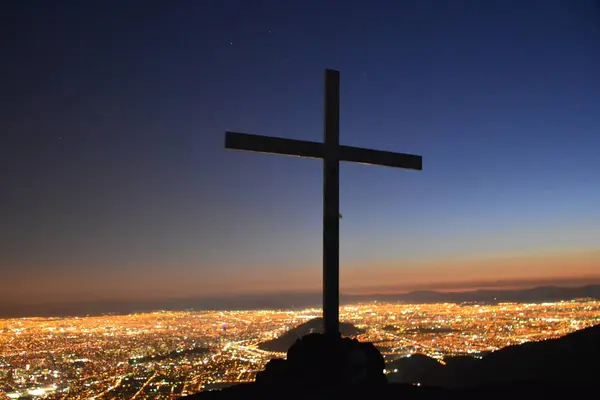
[3,1,600,309]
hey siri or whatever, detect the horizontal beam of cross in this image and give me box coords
[225,131,422,170]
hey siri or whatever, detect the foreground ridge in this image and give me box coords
[184,333,386,399]
[183,324,600,400]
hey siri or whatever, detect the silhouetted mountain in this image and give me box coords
[386,354,444,384]
[185,333,387,400]
[258,318,364,352]
[186,381,595,400]
[387,323,600,387]
[4,284,599,318]
[184,325,600,399]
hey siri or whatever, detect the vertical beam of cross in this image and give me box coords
[323,69,340,337]
[223,69,422,339]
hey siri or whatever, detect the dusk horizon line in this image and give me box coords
[3,280,600,320]
[6,275,600,307]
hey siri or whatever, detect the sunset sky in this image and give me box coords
[2,1,600,307]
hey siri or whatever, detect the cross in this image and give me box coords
[224,69,422,338]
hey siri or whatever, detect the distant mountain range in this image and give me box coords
[258,317,363,352]
[358,284,600,304]
[3,284,600,318]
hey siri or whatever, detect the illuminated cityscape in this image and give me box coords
[1,300,599,399]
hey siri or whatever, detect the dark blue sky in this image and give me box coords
[2,0,600,303]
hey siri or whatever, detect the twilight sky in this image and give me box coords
[2,0,600,306]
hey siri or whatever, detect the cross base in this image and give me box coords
[255,333,387,388]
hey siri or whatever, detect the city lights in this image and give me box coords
[1,300,598,398]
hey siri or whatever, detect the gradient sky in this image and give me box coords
[2,1,600,305]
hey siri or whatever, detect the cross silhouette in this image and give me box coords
[225,69,422,337]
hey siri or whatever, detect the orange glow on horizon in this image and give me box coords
[3,249,600,305]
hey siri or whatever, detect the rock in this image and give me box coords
[255,333,386,389]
